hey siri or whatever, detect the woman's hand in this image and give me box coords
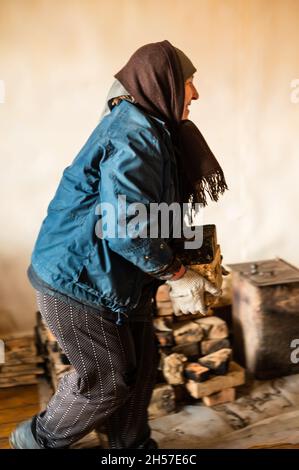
[166,267,221,316]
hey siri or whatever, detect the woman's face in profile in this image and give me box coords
[182,75,199,120]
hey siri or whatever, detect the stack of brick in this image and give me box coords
[151,282,245,413]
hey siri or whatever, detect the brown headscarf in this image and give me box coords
[115,39,228,207]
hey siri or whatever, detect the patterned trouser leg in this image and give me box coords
[35,291,159,449]
[103,320,160,448]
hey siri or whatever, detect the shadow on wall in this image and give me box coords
[0,251,36,337]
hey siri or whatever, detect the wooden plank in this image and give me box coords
[0,421,21,440]
[0,384,38,401]
[0,365,44,377]
[186,361,245,399]
[0,404,39,426]
[3,336,35,348]
[0,375,38,388]
[0,384,40,449]
[5,351,38,362]
[0,437,10,449]
[0,389,39,411]
[4,339,37,357]
[0,395,39,412]
[1,356,44,366]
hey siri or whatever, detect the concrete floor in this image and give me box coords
[1,373,299,449]
[150,373,299,448]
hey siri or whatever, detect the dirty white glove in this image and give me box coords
[166,267,221,316]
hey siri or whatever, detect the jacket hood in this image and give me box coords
[99,78,131,121]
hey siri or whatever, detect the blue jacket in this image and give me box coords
[30,100,180,313]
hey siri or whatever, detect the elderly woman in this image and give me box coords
[10,40,227,449]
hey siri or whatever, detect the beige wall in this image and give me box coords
[0,0,299,335]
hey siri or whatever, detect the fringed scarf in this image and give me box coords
[114,40,228,208]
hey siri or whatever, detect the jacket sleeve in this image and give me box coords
[98,127,182,279]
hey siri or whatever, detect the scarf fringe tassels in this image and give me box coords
[192,169,228,208]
